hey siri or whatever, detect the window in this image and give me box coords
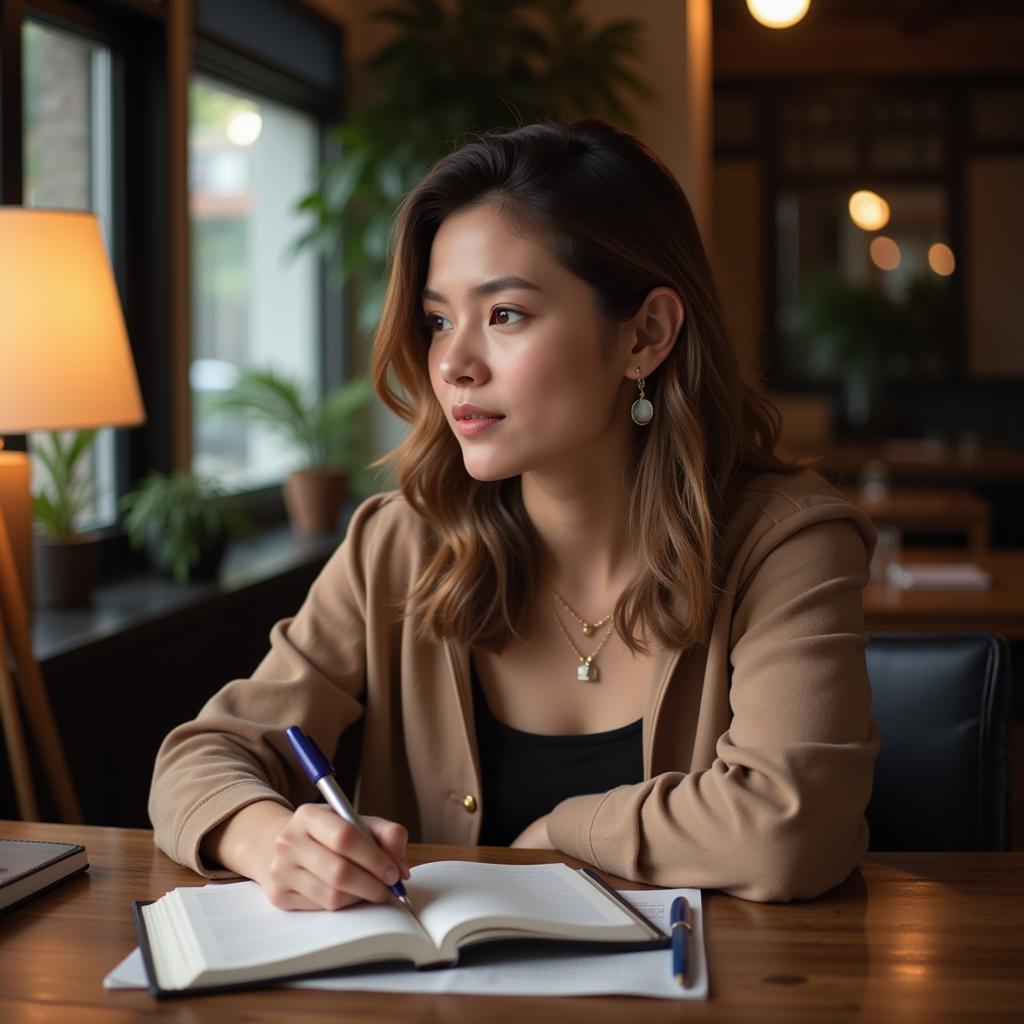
[189,75,321,488]
[770,88,956,389]
[712,82,961,393]
[23,18,118,530]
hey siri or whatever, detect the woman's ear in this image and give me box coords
[622,287,685,379]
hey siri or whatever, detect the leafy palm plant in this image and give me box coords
[121,472,254,584]
[206,371,374,471]
[294,0,653,336]
[32,430,99,537]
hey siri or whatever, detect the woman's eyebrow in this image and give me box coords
[422,275,543,303]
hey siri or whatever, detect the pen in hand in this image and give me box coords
[285,725,413,911]
[670,895,691,987]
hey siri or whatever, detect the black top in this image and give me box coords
[470,656,644,847]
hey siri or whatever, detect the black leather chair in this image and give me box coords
[865,632,1012,852]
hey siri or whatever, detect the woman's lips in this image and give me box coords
[455,415,504,438]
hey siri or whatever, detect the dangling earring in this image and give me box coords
[631,367,653,426]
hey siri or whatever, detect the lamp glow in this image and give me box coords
[849,190,891,232]
[746,0,811,29]
[869,236,901,271]
[928,243,955,276]
[0,207,145,606]
[0,209,145,433]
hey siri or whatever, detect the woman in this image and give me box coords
[150,118,878,907]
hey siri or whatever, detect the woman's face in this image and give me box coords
[425,202,632,483]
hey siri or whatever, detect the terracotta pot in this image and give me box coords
[283,467,349,536]
[33,532,100,608]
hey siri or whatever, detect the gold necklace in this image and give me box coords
[547,585,613,637]
[550,602,616,681]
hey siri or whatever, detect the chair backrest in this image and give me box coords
[865,632,1011,852]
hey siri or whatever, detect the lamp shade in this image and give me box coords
[0,208,145,433]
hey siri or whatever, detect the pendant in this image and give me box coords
[577,660,599,682]
[582,623,593,636]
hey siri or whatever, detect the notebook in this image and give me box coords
[133,860,669,997]
[0,838,89,913]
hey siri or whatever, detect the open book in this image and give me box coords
[133,861,669,997]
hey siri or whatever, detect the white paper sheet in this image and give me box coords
[105,887,707,999]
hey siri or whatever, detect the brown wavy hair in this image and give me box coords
[370,118,801,655]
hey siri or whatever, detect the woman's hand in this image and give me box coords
[510,813,555,850]
[204,800,411,911]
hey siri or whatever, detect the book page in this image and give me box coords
[176,880,425,969]
[292,886,708,1000]
[406,862,636,950]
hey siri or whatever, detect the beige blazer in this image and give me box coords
[149,467,879,903]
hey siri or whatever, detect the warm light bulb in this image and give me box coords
[849,190,891,232]
[928,243,955,276]
[869,236,901,271]
[227,110,262,147]
[746,0,811,29]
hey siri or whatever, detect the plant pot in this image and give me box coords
[144,521,228,583]
[283,467,349,536]
[33,532,100,609]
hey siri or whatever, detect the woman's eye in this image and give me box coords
[423,308,525,333]
[425,313,451,333]
[491,307,525,327]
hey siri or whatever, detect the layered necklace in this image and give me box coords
[548,585,616,682]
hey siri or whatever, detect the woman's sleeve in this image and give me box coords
[546,517,880,902]
[148,494,390,877]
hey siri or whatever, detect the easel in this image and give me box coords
[0,512,81,822]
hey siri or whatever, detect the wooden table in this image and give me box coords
[848,487,993,554]
[807,439,1024,486]
[864,547,1024,638]
[2,821,1023,1022]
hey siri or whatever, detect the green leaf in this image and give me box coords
[119,470,254,580]
[30,430,99,536]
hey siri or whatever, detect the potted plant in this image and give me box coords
[788,272,949,433]
[120,471,254,583]
[31,430,102,607]
[207,371,373,535]
[293,0,653,335]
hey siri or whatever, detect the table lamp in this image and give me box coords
[0,207,145,823]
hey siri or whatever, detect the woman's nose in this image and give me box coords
[439,329,489,387]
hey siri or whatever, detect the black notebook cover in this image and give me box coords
[0,838,89,914]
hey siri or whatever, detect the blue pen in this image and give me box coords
[285,726,412,910]
[670,895,691,987]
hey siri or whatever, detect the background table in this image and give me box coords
[810,439,1024,485]
[863,547,1024,638]
[1,821,1023,1022]
[847,487,993,553]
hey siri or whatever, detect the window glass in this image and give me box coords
[23,19,117,531]
[776,184,954,385]
[189,75,320,487]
